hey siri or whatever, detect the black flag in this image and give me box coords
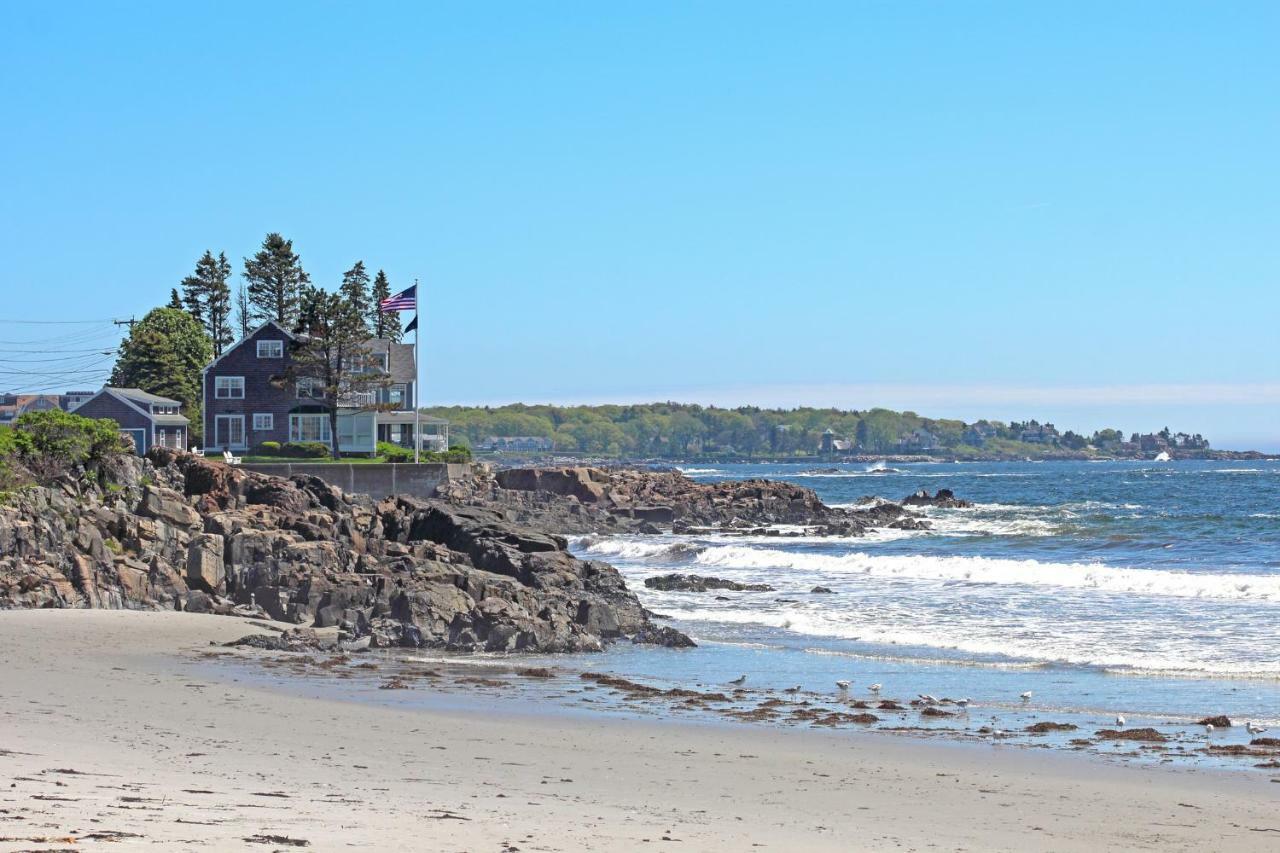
[404,315,418,334]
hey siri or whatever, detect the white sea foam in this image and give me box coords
[573,537,707,561]
[676,467,723,475]
[681,545,1280,602]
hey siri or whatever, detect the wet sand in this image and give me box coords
[2,609,1278,852]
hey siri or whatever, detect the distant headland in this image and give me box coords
[424,403,1275,463]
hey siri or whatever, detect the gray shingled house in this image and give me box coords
[200,321,428,455]
[74,387,189,454]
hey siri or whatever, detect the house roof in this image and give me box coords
[92,387,190,426]
[202,320,296,375]
[108,387,182,407]
[364,339,416,383]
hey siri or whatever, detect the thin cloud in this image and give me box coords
[454,382,1280,409]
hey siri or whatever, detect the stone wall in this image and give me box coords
[241,462,471,500]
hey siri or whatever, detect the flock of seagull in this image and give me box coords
[726,676,1270,739]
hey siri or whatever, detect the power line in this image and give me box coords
[0,318,118,325]
[0,350,118,364]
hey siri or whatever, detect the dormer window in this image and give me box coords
[257,339,284,359]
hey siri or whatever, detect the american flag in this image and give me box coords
[379,285,416,312]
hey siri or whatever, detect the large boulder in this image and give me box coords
[186,533,226,593]
[138,485,201,529]
[496,467,609,504]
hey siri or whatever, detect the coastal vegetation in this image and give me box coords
[424,403,1213,460]
[0,409,129,492]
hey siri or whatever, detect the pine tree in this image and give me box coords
[370,269,402,342]
[242,232,309,328]
[339,261,372,334]
[180,250,234,357]
[235,282,250,338]
[291,286,387,460]
[168,288,183,310]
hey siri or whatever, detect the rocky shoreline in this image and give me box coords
[0,454,969,655]
[437,464,965,537]
[0,450,691,653]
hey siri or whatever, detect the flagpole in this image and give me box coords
[413,277,420,465]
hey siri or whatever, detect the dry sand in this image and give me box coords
[2,610,1278,852]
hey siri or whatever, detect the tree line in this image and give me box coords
[425,403,1198,458]
[169,233,404,358]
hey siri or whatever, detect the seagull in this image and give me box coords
[783,685,802,695]
[918,694,940,705]
[1020,691,1033,702]
[1205,723,1215,735]
[956,698,971,710]
[1247,721,1267,735]
[1115,714,1125,727]
[868,683,882,693]
[728,675,747,686]
[835,680,851,691]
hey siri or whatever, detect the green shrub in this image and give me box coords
[420,446,472,464]
[377,441,413,462]
[0,425,30,492]
[377,442,471,464]
[280,441,331,459]
[257,440,282,453]
[8,410,128,481]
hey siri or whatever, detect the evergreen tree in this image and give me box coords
[339,261,372,333]
[110,306,213,443]
[291,286,388,460]
[242,232,309,328]
[235,282,251,338]
[370,269,402,342]
[180,250,234,357]
[168,288,183,310]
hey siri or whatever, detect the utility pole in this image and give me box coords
[113,317,136,332]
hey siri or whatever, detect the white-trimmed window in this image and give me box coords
[296,377,324,399]
[214,376,244,399]
[213,415,245,449]
[289,413,331,444]
[252,413,274,431]
[257,339,284,358]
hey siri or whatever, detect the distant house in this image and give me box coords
[818,428,852,456]
[0,393,64,424]
[1019,422,1060,444]
[479,436,554,453]
[897,427,938,452]
[201,321,437,455]
[1170,432,1209,450]
[964,421,998,447]
[74,387,189,454]
[62,390,97,411]
[1137,433,1170,452]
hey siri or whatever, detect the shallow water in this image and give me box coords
[569,460,1280,738]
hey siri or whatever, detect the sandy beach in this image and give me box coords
[0,611,1276,852]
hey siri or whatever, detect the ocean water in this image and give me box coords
[568,459,1280,743]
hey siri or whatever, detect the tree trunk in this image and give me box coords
[330,407,342,460]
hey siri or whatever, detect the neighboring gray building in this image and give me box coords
[74,387,189,454]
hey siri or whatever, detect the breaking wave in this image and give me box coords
[680,546,1280,602]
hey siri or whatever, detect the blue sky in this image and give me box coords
[2,2,1277,449]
